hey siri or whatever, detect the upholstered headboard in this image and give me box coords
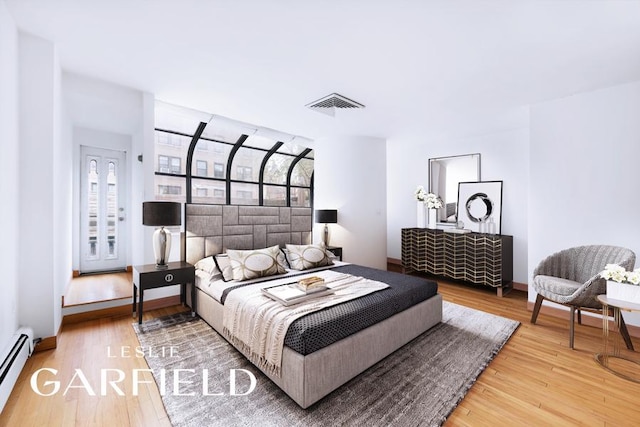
[184,204,313,265]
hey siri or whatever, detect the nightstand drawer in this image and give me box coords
[134,261,194,290]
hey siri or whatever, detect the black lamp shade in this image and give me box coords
[143,201,181,226]
[315,209,338,224]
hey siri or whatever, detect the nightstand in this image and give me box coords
[326,246,343,261]
[133,261,195,324]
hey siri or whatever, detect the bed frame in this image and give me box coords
[184,204,443,408]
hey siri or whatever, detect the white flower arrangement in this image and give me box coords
[414,185,443,209]
[601,264,640,285]
[414,185,427,202]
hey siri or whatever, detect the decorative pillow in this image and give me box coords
[194,256,220,276]
[226,245,287,281]
[285,243,334,271]
[213,254,234,282]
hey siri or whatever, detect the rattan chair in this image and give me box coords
[530,245,636,349]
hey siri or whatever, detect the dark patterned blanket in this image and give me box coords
[222,264,439,355]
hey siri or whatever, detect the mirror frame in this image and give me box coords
[428,153,481,224]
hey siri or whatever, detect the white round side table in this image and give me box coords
[595,294,640,383]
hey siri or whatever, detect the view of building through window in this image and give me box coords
[154,101,314,207]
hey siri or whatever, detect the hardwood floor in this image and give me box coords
[64,272,132,307]
[2,278,640,426]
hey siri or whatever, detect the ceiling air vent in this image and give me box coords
[305,93,365,117]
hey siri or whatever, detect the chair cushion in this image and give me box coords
[533,275,582,301]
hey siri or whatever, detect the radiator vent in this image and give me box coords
[306,93,365,117]
[0,327,34,412]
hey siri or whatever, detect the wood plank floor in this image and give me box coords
[2,278,640,426]
[64,272,132,307]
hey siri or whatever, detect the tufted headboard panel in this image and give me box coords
[185,204,313,264]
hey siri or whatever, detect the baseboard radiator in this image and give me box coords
[0,327,34,413]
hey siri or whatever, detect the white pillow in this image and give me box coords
[194,256,220,276]
[213,254,234,282]
[226,245,287,281]
[285,243,334,271]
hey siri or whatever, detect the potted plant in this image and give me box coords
[601,264,640,303]
[414,186,443,229]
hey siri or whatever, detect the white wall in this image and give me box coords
[314,135,387,269]
[386,121,530,284]
[529,81,640,306]
[52,41,72,331]
[18,32,62,340]
[0,0,20,352]
[63,75,175,298]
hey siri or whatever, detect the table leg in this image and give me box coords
[138,288,144,325]
[132,283,137,318]
[191,281,196,317]
[612,306,622,357]
[602,302,609,366]
[595,303,640,382]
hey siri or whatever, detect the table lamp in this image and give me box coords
[315,209,338,246]
[143,201,181,269]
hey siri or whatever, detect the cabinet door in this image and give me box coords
[444,233,466,280]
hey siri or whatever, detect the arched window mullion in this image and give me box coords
[258,141,284,205]
[225,134,249,205]
[185,122,208,204]
[286,148,312,207]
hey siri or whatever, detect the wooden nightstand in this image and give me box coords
[326,246,343,261]
[133,261,195,324]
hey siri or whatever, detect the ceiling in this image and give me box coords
[6,0,640,140]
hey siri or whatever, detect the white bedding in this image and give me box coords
[221,270,389,376]
[195,260,350,303]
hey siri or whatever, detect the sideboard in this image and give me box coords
[401,228,513,297]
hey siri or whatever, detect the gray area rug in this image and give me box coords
[133,302,519,427]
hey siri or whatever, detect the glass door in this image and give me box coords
[79,146,127,273]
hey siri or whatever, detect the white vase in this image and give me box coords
[427,208,437,229]
[607,280,640,304]
[416,202,426,227]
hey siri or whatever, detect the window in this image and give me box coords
[170,157,181,174]
[290,158,314,187]
[156,133,183,147]
[264,154,294,185]
[154,101,314,207]
[236,166,252,181]
[264,185,286,206]
[196,160,207,177]
[158,155,182,174]
[158,155,169,173]
[158,185,182,195]
[214,162,224,178]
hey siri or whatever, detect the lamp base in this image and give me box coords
[323,224,330,246]
[153,227,172,268]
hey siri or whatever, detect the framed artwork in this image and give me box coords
[457,180,503,233]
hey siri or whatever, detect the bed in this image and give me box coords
[185,204,442,408]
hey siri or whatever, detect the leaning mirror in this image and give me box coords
[428,153,481,224]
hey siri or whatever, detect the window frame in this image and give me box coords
[154,119,314,207]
